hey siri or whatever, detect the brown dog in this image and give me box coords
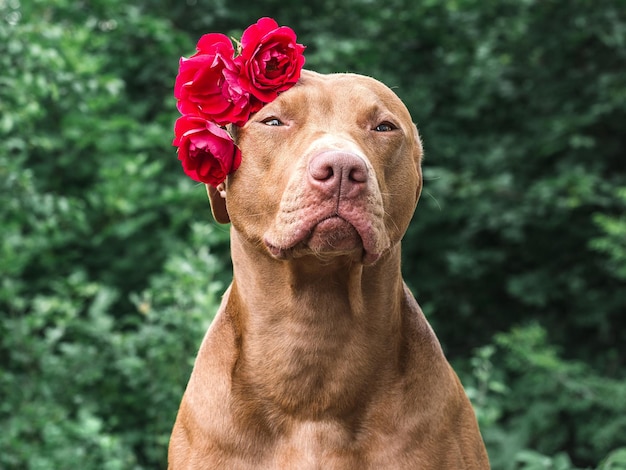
[168,70,490,469]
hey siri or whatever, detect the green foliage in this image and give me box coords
[463,324,626,469]
[591,187,626,280]
[1,1,227,467]
[2,0,625,468]
[514,450,579,470]
[508,448,626,470]
[598,449,626,470]
[0,220,225,468]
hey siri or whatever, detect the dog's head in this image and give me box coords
[208,70,422,265]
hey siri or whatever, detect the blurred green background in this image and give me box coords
[1,0,625,468]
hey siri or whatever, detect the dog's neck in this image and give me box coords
[226,228,408,421]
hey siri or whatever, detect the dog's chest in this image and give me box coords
[269,420,363,469]
[255,418,415,470]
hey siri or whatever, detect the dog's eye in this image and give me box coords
[262,117,283,127]
[374,122,397,132]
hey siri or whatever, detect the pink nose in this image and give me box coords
[308,150,368,198]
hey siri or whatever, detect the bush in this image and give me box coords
[1,212,227,468]
[2,0,624,468]
[463,323,626,469]
[1,3,227,467]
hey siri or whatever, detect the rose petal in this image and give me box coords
[195,33,234,56]
[240,17,279,50]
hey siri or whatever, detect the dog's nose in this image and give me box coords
[308,150,368,197]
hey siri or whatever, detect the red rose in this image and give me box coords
[173,115,241,186]
[172,18,307,184]
[174,33,253,126]
[237,17,306,103]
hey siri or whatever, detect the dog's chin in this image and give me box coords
[308,217,361,251]
[264,217,380,265]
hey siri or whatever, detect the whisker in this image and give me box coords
[422,190,442,211]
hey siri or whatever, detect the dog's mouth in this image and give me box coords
[308,216,361,251]
[264,215,381,265]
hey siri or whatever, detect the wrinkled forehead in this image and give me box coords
[273,70,414,127]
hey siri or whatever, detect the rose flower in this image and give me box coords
[237,17,306,103]
[173,115,241,186]
[174,33,252,126]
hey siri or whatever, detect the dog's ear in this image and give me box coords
[412,124,423,165]
[206,184,230,224]
[412,124,424,203]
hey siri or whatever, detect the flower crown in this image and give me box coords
[172,18,306,186]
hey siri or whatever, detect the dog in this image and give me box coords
[168,70,490,469]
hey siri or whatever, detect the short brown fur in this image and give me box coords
[168,71,490,469]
